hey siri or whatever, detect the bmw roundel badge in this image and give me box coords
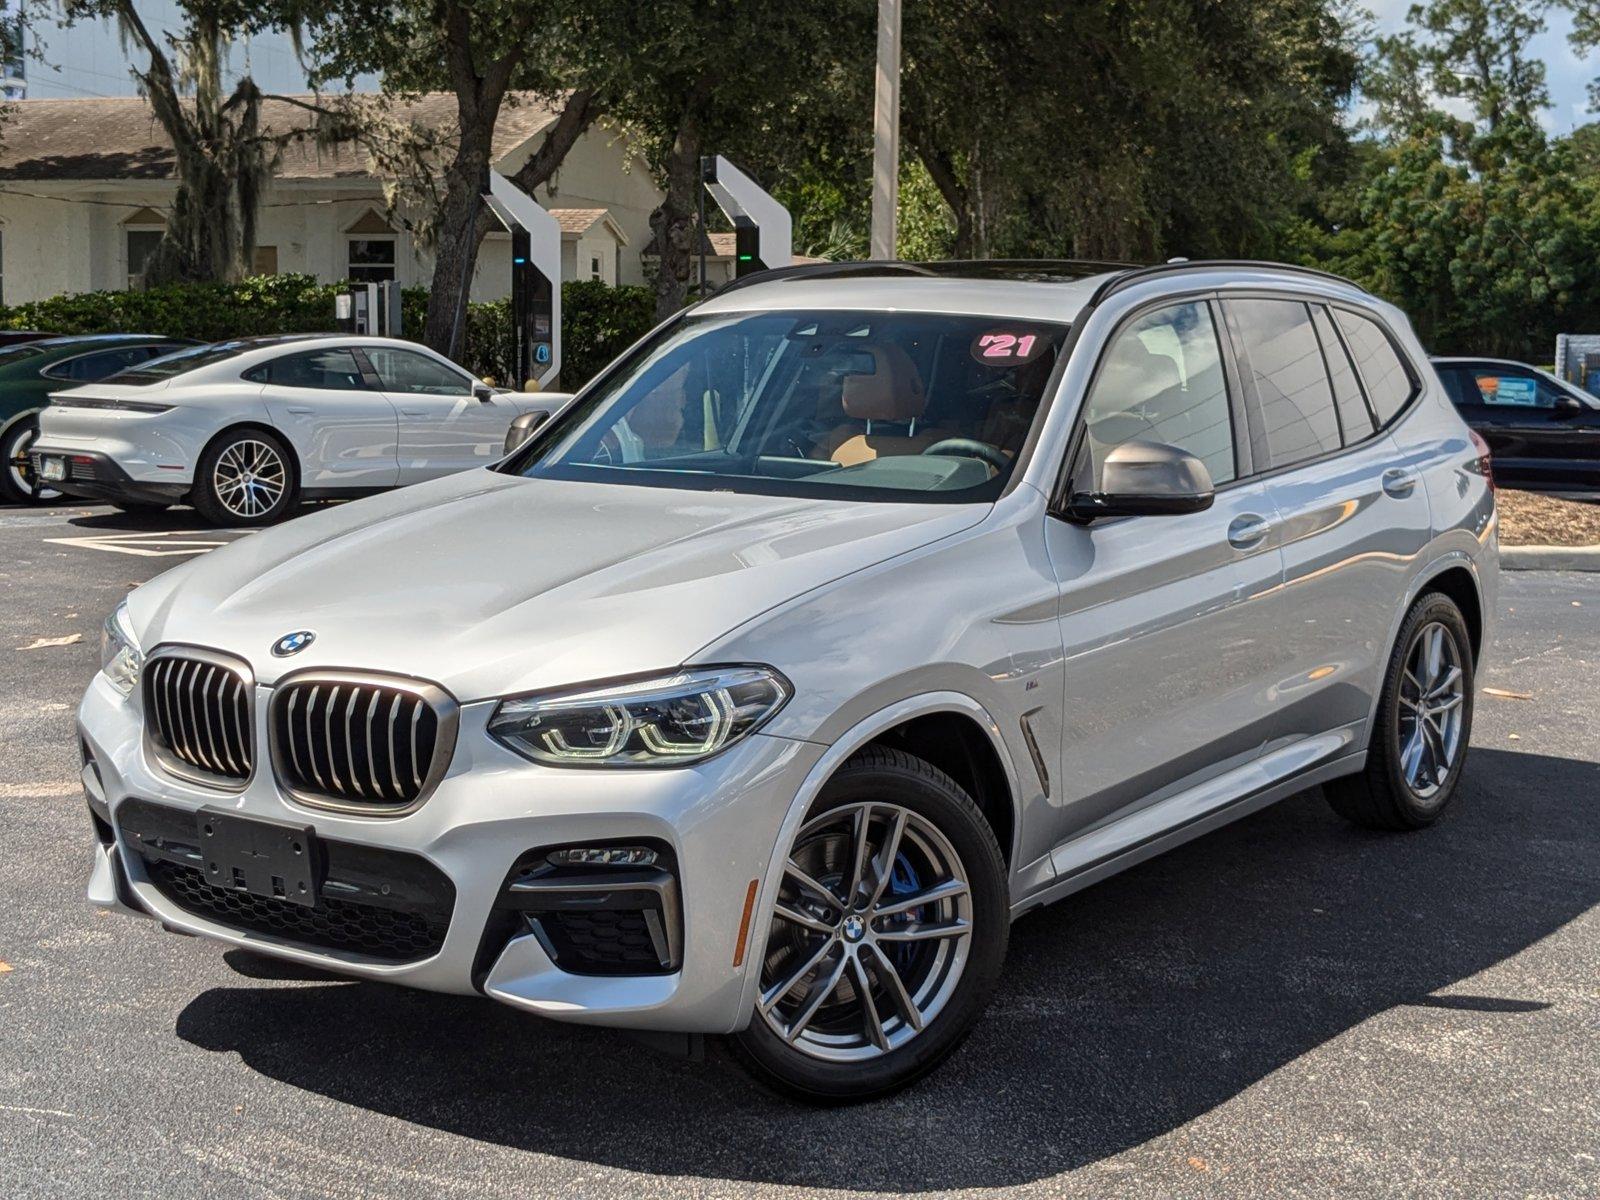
[271,630,316,657]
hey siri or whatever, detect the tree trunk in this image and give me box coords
[649,106,703,321]
[421,128,498,359]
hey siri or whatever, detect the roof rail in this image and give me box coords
[1088,258,1366,305]
[708,257,1138,297]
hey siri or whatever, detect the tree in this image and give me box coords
[304,1,609,358]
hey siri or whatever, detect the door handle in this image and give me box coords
[1381,468,1418,498]
[1227,513,1271,549]
[400,409,428,417]
[286,406,313,415]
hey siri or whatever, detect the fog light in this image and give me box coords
[547,846,659,867]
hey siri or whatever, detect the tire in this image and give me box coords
[1327,591,1476,831]
[192,427,298,527]
[729,746,1009,1103]
[0,416,62,505]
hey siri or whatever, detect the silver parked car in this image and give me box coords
[81,261,1497,1101]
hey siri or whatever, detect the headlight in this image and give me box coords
[99,599,143,698]
[488,666,790,767]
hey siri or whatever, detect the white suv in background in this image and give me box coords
[32,335,558,526]
[81,261,1496,1101]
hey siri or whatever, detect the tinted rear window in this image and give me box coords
[106,341,255,385]
[1335,310,1416,425]
[1310,305,1376,442]
[1228,298,1341,469]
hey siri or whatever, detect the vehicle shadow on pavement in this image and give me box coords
[174,747,1597,1191]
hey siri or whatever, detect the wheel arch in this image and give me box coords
[0,405,44,441]
[196,421,303,494]
[734,692,1023,1026]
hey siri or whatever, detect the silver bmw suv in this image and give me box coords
[82,260,1497,1101]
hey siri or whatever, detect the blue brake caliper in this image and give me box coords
[884,854,921,971]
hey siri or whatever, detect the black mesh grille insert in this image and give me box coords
[143,654,253,782]
[272,679,445,810]
[147,859,448,961]
[544,910,662,970]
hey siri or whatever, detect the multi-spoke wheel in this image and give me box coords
[1328,591,1476,831]
[193,428,297,527]
[732,746,1008,1102]
[0,416,61,505]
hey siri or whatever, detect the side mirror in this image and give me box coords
[1554,394,1586,414]
[1066,440,1215,520]
[474,383,495,403]
[503,409,552,454]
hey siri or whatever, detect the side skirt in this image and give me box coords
[1013,733,1366,919]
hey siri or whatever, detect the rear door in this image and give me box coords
[1437,362,1600,490]
[1043,297,1292,851]
[360,346,510,481]
[251,347,399,490]
[1224,297,1431,744]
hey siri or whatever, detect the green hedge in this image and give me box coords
[0,274,657,391]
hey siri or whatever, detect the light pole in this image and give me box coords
[869,0,901,261]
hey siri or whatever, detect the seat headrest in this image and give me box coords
[841,345,927,423]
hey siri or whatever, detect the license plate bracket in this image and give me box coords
[196,808,322,908]
[39,456,66,482]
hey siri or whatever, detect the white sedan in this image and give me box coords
[31,335,562,526]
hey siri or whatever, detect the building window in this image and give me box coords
[347,237,396,282]
[126,228,164,289]
[590,255,602,281]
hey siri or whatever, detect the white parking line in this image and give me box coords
[42,530,248,558]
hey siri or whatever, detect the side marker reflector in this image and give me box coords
[732,878,759,967]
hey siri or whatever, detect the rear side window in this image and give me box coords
[1076,300,1236,489]
[1227,298,1341,469]
[1310,306,1376,442]
[246,348,367,390]
[1334,310,1416,425]
[1455,367,1567,409]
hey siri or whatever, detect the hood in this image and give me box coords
[129,470,987,701]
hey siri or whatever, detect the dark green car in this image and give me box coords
[0,334,194,504]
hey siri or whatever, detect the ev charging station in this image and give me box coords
[483,170,561,389]
[700,155,792,278]
[335,281,403,337]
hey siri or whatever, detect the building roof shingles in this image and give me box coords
[0,92,561,182]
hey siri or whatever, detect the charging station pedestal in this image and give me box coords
[701,155,792,278]
[484,171,561,389]
[335,281,403,336]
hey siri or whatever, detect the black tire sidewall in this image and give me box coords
[194,428,297,527]
[732,751,1009,1103]
[1376,595,1475,824]
[0,417,54,505]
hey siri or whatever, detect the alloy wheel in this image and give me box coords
[758,801,973,1062]
[213,438,287,519]
[1396,620,1466,799]
[7,425,61,502]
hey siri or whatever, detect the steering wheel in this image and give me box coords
[921,438,1009,473]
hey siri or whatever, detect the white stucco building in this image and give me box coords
[0,93,668,305]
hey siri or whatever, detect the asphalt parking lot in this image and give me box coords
[1,502,1596,1200]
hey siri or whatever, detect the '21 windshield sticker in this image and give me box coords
[972,330,1049,364]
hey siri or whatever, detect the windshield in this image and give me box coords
[507,310,1069,502]
[105,340,256,385]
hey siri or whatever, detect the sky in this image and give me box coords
[1366,0,1600,132]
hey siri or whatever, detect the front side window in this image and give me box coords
[365,347,472,396]
[1335,310,1416,425]
[1075,301,1236,490]
[248,348,368,391]
[1462,369,1569,410]
[1228,298,1341,469]
[507,310,1071,502]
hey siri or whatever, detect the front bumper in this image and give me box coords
[80,671,823,1034]
[30,448,189,506]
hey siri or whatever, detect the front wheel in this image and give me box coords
[192,428,297,527]
[1327,591,1475,830]
[0,417,61,505]
[730,746,1009,1102]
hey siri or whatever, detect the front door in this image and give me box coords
[1041,298,1291,859]
[361,346,511,482]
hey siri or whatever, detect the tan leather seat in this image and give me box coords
[813,345,952,466]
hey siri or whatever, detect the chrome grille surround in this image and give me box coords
[141,646,256,790]
[268,670,458,816]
